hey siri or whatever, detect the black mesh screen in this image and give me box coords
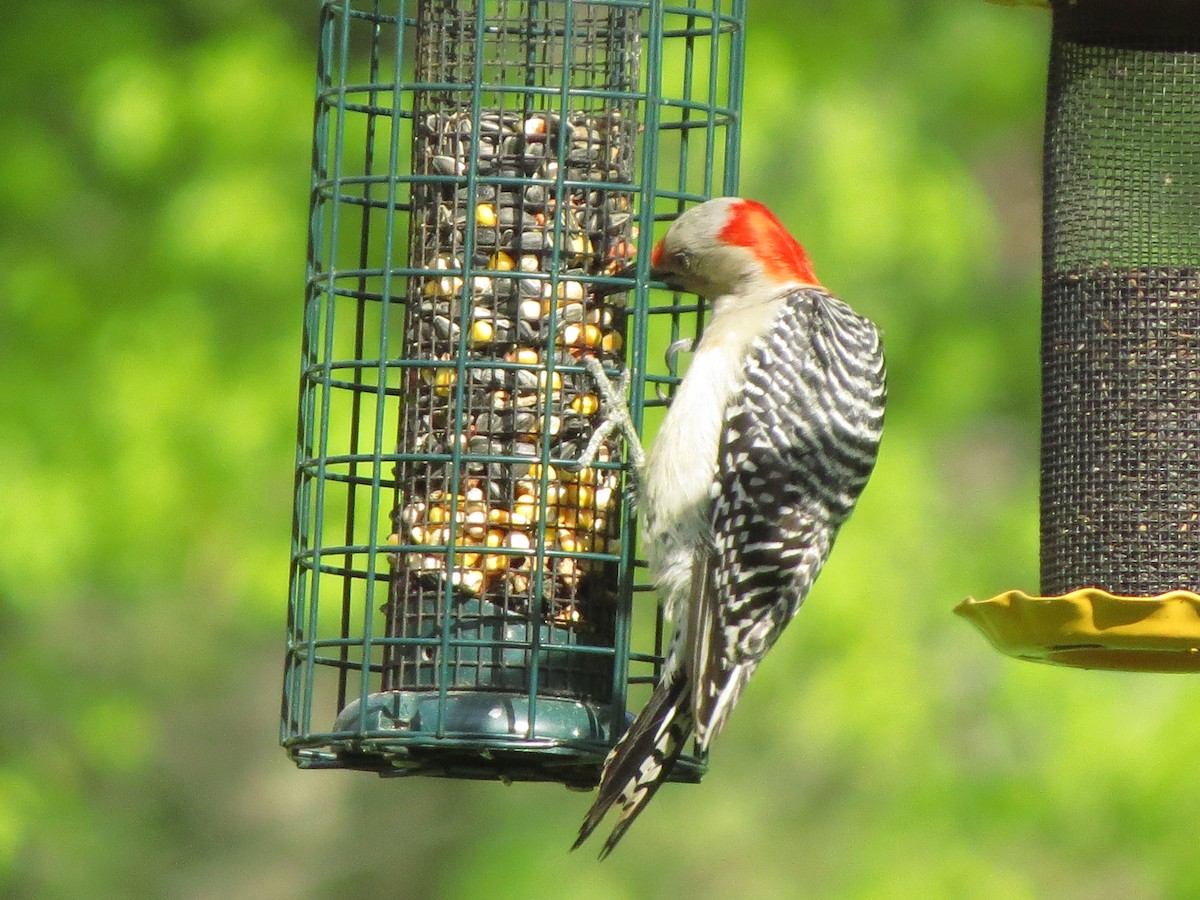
[1041,0,1200,595]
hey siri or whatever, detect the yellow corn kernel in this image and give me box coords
[432,368,456,396]
[566,233,589,258]
[489,251,516,271]
[504,530,532,551]
[553,606,582,626]
[556,557,580,583]
[451,567,485,594]
[464,509,487,537]
[513,498,537,524]
[470,319,495,346]
[557,528,578,554]
[527,463,557,482]
[570,393,599,416]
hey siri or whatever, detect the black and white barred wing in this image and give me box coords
[690,288,886,749]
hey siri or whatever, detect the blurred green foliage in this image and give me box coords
[3,1,1198,898]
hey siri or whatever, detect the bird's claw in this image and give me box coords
[655,338,696,402]
[665,338,695,371]
[565,356,646,472]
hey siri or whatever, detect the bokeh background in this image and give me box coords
[5,1,1198,897]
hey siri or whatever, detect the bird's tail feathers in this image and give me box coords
[572,674,693,859]
[694,661,756,752]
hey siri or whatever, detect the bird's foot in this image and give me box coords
[566,355,646,472]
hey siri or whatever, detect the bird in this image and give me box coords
[572,196,887,858]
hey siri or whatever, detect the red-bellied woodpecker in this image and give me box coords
[572,197,887,858]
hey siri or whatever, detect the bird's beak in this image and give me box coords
[612,262,639,282]
[589,262,685,298]
[649,265,687,294]
[589,262,639,298]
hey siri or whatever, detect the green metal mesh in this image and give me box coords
[283,0,745,786]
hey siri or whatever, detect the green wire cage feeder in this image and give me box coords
[282,0,746,786]
[959,0,1200,671]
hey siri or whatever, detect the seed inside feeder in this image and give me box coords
[392,107,637,628]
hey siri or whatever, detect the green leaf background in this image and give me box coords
[4,2,1198,898]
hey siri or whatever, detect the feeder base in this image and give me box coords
[955,589,1200,672]
[284,690,707,788]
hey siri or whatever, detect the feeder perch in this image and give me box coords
[282,0,746,786]
[958,0,1200,670]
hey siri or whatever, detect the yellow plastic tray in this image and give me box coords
[955,589,1200,672]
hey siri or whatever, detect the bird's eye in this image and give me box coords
[670,249,692,271]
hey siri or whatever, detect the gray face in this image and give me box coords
[650,198,754,299]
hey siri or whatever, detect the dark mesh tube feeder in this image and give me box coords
[959,0,1200,670]
[282,0,746,784]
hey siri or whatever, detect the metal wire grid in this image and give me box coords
[635,1,743,710]
[283,0,746,783]
[385,0,643,711]
[1040,1,1200,596]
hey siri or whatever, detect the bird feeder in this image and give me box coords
[282,0,746,786]
[958,0,1200,671]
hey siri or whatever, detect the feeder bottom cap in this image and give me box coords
[955,588,1200,673]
